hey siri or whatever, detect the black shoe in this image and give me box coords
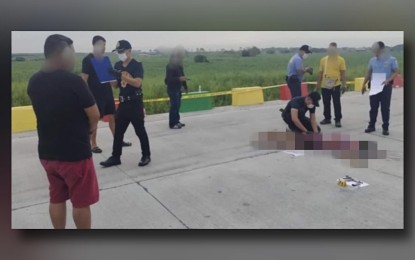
[138,156,151,167]
[100,156,121,167]
[320,119,331,125]
[382,129,389,136]
[170,123,182,129]
[335,121,342,128]
[122,141,132,147]
[365,127,376,133]
[178,122,186,127]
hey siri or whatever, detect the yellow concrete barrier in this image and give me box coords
[354,77,368,92]
[12,106,37,133]
[231,87,264,106]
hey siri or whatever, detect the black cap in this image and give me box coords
[308,91,321,107]
[112,40,132,53]
[300,45,312,53]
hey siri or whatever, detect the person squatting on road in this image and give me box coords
[28,34,100,229]
[280,92,322,134]
[100,40,151,168]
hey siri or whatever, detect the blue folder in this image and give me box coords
[90,56,117,83]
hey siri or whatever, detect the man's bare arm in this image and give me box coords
[310,113,318,133]
[291,109,308,133]
[84,104,100,134]
[386,68,399,84]
[316,71,324,90]
[80,73,89,85]
[362,68,372,94]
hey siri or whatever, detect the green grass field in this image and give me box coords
[12,51,403,114]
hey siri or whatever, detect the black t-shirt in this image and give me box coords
[283,96,316,118]
[27,70,96,162]
[81,53,113,99]
[114,59,144,96]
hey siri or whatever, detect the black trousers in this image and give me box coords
[369,83,393,130]
[112,98,151,158]
[321,85,342,122]
[287,76,302,98]
[167,87,182,127]
[282,113,321,133]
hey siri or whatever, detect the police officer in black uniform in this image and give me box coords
[280,92,322,134]
[100,40,151,167]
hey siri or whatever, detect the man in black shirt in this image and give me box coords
[81,35,131,153]
[100,40,151,167]
[27,34,100,229]
[281,92,322,134]
[165,47,188,129]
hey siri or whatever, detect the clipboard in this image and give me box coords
[90,56,117,83]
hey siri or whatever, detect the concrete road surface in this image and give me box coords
[12,88,404,229]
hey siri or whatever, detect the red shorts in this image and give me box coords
[40,157,99,208]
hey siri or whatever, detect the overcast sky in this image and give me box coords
[12,31,403,53]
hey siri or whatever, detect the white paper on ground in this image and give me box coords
[369,73,387,96]
[283,150,305,157]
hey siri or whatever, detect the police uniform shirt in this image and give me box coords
[283,96,316,118]
[114,59,144,96]
[368,54,399,82]
[287,53,304,80]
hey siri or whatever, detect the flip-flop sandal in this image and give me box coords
[91,146,103,153]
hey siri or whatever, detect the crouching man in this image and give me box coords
[280,92,322,134]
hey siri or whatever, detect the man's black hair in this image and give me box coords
[377,41,385,49]
[92,35,106,45]
[329,42,337,47]
[44,34,73,59]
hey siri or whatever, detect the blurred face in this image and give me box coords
[171,48,185,64]
[93,40,106,56]
[372,42,384,57]
[171,53,184,64]
[327,46,337,56]
[61,45,76,71]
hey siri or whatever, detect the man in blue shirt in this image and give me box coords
[286,45,313,97]
[361,41,399,136]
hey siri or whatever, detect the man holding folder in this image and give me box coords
[361,41,399,136]
[81,35,131,153]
